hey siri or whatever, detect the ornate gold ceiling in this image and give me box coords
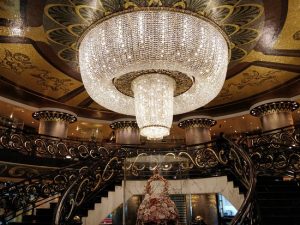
[0,0,299,122]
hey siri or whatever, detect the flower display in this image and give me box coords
[136,170,179,225]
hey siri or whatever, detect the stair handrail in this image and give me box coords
[222,137,257,225]
[53,148,124,225]
[3,195,60,223]
[0,160,97,222]
[0,125,118,159]
[241,140,300,177]
[53,137,257,225]
[238,124,300,147]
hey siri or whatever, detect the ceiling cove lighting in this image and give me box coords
[79,9,229,140]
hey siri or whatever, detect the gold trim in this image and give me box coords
[178,118,216,129]
[250,101,299,117]
[110,120,139,129]
[237,4,264,28]
[77,7,231,59]
[32,110,77,123]
[113,69,193,97]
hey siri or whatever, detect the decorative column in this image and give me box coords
[178,116,216,145]
[32,108,77,138]
[250,99,299,132]
[110,119,140,145]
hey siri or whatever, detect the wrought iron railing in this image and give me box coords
[223,137,258,225]
[0,161,84,222]
[0,126,259,225]
[0,126,114,159]
[239,125,300,177]
[54,149,124,225]
[54,137,257,225]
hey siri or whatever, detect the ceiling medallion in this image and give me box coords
[79,8,229,140]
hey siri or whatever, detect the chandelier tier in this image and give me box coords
[79,8,229,139]
[132,74,175,140]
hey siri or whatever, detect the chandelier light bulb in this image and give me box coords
[79,9,229,140]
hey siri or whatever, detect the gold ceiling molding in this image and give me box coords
[43,0,264,69]
[88,102,110,112]
[178,117,217,129]
[242,51,300,66]
[65,91,90,106]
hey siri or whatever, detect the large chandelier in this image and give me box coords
[79,9,229,140]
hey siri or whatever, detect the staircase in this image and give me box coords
[257,177,300,225]
[82,176,244,225]
[6,180,121,225]
[171,195,187,225]
[9,203,56,225]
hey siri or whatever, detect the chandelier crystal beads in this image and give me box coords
[132,74,175,140]
[79,9,229,139]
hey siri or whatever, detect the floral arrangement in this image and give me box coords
[136,170,179,225]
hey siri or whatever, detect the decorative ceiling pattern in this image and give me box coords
[273,0,300,50]
[208,66,299,106]
[0,0,298,122]
[0,43,82,99]
[43,0,264,68]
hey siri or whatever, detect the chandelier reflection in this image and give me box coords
[79,9,229,140]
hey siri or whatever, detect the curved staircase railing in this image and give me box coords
[54,136,257,225]
[0,125,258,225]
[53,148,124,225]
[239,125,300,177]
[0,159,102,222]
[0,126,113,159]
[223,137,257,225]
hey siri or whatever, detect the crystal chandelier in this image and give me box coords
[79,9,229,140]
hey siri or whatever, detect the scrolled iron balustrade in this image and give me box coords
[0,162,83,222]
[0,145,116,222]
[54,137,257,225]
[239,125,300,176]
[0,127,115,159]
[0,126,257,225]
[54,150,124,225]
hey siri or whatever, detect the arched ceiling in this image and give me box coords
[0,0,299,122]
